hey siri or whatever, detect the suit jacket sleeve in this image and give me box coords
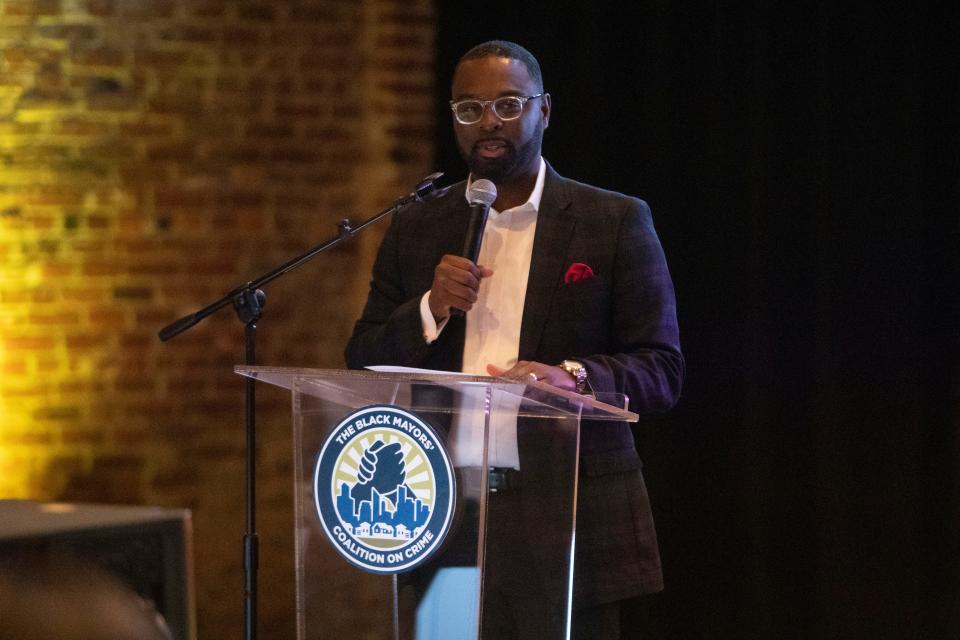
[528,185,683,416]
[344,209,431,368]
[344,188,469,370]
[580,198,683,414]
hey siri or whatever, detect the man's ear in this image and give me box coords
[541,92,552,129]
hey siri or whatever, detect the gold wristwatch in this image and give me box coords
[559,360,589,393]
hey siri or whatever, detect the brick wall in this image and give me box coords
[0,0,435,636]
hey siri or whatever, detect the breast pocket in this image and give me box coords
[554,276,608,321]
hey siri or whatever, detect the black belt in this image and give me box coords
[488,467,521,493]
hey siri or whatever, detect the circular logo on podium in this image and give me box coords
[313,405,455,574]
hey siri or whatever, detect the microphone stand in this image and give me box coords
[158,172,449,640]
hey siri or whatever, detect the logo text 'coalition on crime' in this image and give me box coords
[313,405,456,574]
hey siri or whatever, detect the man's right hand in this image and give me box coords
[427,254,494,320]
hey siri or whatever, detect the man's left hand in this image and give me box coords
[487,361,577,391]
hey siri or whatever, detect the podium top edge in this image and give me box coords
[234,365,639,422]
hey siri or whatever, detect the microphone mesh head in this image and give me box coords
[467,179,498,207]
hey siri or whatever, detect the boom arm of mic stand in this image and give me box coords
[157,172,447,342]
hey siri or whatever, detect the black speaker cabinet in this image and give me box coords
[0,501,196,640]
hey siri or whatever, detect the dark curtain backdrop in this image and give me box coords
[436,3,958,639]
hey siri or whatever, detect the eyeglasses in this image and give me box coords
[449,94,545,125]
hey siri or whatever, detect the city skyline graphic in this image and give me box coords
[331,429,436,550]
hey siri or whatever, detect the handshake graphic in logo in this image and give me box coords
[350,440,409,505]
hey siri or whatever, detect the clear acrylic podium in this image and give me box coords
[236,366,637,640]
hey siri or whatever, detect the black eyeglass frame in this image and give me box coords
[449,93,546,125]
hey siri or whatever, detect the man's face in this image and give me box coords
[451,56,550,184]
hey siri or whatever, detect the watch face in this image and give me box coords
[563,360,583,373]
[561,361,587,391]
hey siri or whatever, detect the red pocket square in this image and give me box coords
[564,262,594,284]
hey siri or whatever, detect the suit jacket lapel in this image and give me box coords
[519,165,576,360]
[436,181,471,255]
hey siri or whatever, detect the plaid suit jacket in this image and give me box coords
[345,162,684,605]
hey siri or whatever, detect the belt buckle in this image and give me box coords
[488,467,518,493]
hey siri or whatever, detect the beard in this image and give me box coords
[461,121,543,184]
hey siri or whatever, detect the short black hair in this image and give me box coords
[456,40,544,92]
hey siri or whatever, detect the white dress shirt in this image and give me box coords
[418,157,547,468]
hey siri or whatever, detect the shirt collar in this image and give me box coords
[465,157,547,215]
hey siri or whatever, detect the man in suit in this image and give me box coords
[346,40,683,639]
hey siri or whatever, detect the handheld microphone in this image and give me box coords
[452,179,497,318]
[462,179,497,261]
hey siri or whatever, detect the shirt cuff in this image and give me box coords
[420,291,448,344]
